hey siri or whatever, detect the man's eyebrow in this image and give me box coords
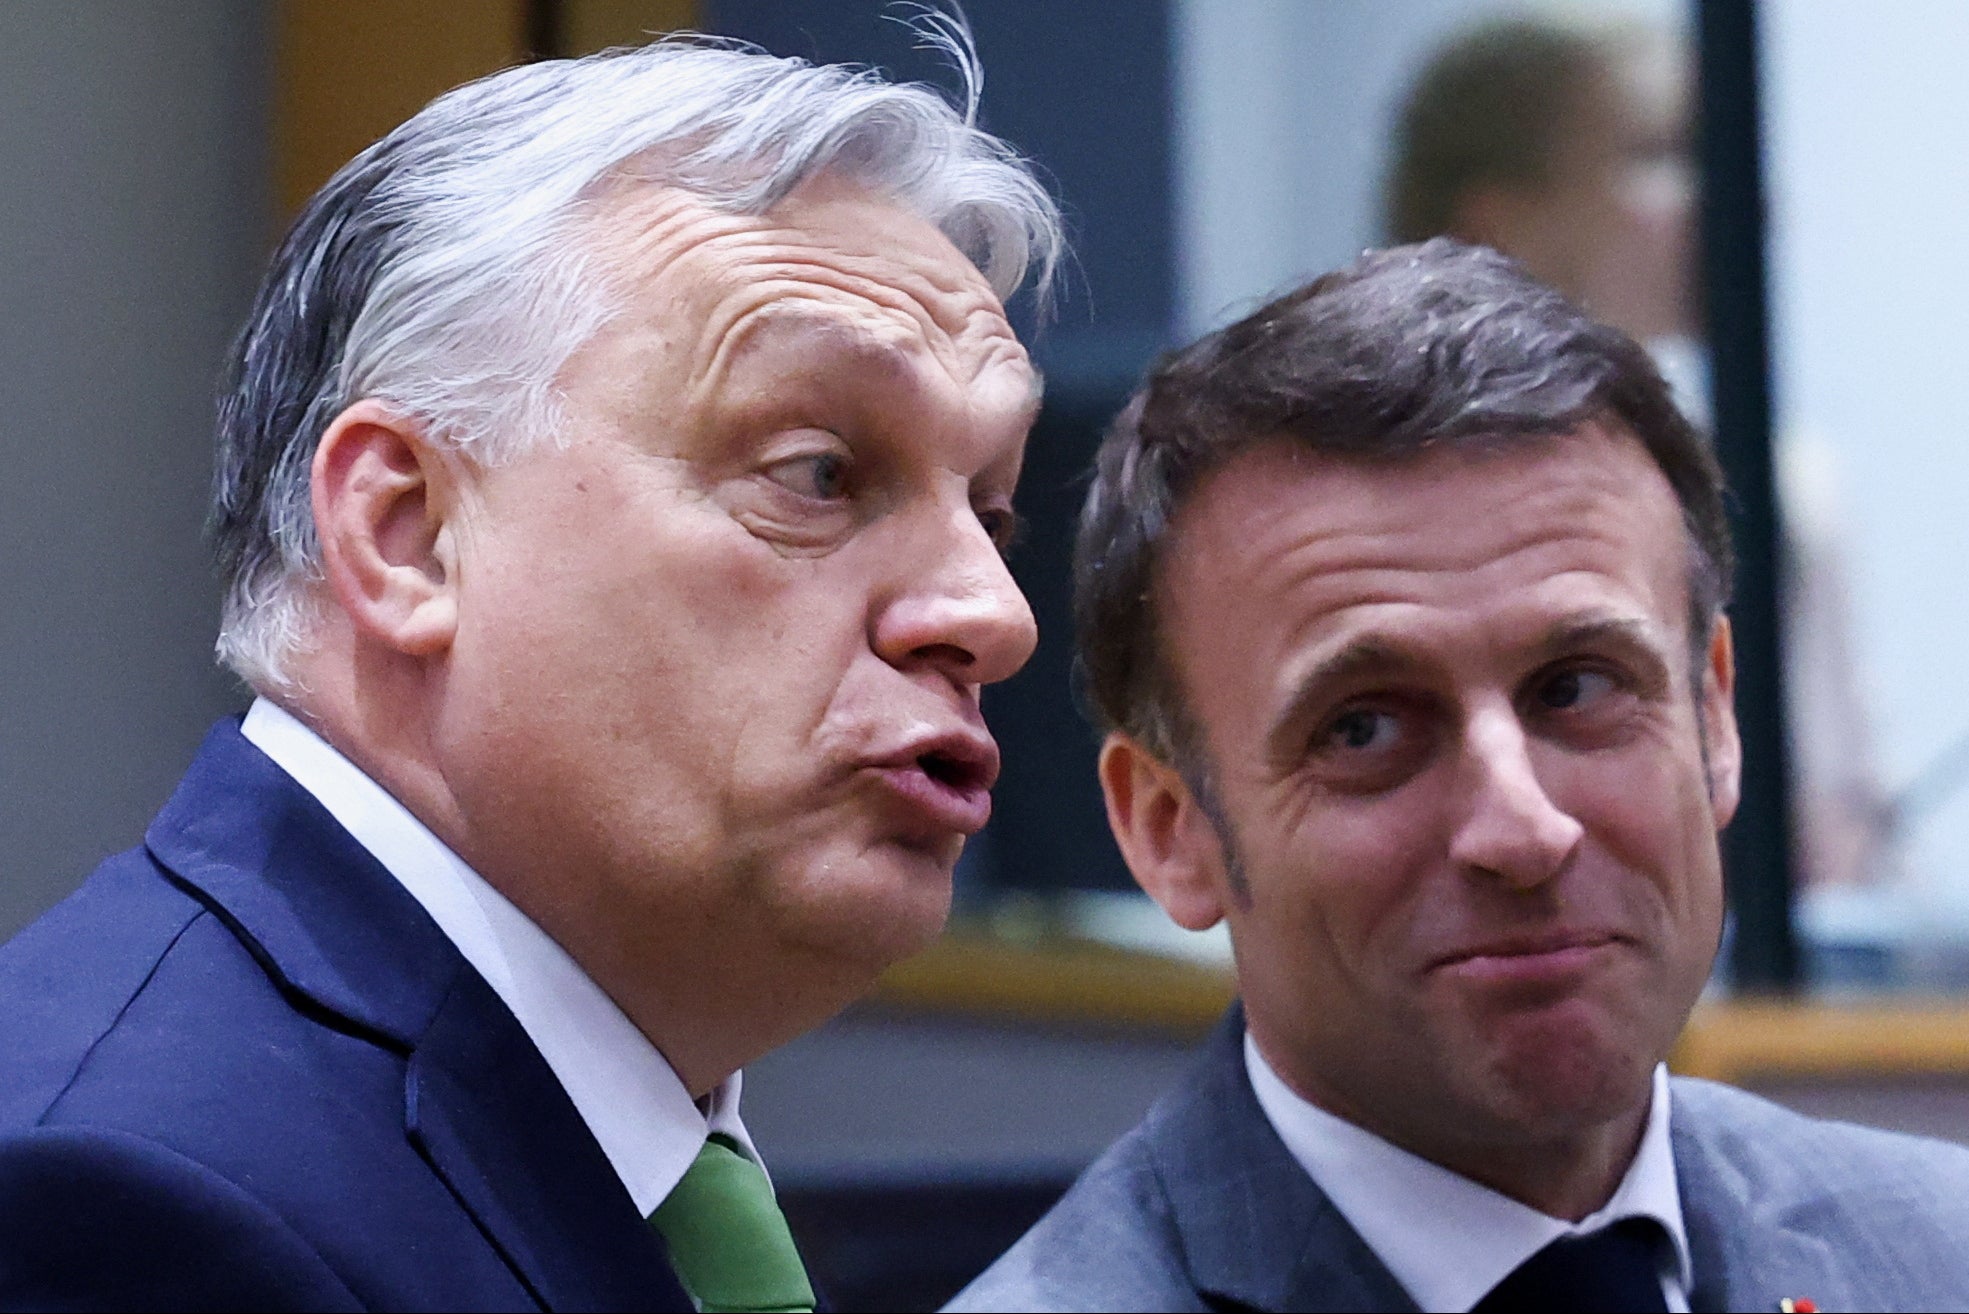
[1264,638,1415,769]
[709,306,1038,422]
[1534,615,1663,662]
[1531,615,1679,700]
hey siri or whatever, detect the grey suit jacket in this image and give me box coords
[950,1010,1969,1313]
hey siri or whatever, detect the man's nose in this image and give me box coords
[1446,704,1584,888]
[872,505,1038,688]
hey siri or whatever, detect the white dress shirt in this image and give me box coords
[1245,1034,1693,1314]
[242,697,755,1218]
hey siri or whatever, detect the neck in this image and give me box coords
[1256,1034,1653,1222]
[595,937,875,1099]
[1428,1114,1648,1221]
[274,639,469,856]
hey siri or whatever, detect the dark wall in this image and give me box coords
[702,0,1179,893]
[0,3,268,936]
[701,0,1175,351]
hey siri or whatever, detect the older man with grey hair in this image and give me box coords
[0,30,1058,1311]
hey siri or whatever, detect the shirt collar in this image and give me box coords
[1244,1032,1691,1313]
[242,698,754,1216]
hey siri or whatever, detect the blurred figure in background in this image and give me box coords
[1386,14,1694,349]
[1388,12,1893,897]
[0,29,1058,1311]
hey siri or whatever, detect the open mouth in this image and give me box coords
[918,748,989,793]
[864,738,999,837]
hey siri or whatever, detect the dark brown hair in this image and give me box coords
[1073,239,1732,767]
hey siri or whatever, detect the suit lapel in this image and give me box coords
[1672,1085,1855,1314]
[407,970,692,1312]
[150,720,692,1312]
[1141,1015,1896,1314]
[146,720,459,1050]
[1158,1010,1418,1313]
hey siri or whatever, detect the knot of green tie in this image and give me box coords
[648,1134,816,1314]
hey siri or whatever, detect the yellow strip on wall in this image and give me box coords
[276,0,529,219]
[563,0,701,54]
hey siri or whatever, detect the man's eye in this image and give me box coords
[1322,708,1399,753]
[976,505,1024,557]
[763,452,850,501]
[1537,668,1617,711]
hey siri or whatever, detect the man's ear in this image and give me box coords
[311,399,462,658]
[1700,614,1743,827]
[1098,733,1232,932]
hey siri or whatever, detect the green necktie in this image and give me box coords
[648,1134,816,1314]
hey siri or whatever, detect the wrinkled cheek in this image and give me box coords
[1245,847,1413,1005]
[684,591,879,831]
[1680,841,1729,971]
[1594,771,1727,990]
[1306,826,1442,968]
[1664,772,1731,927]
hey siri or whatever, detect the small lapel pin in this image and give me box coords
[1778,1300,1818,1313]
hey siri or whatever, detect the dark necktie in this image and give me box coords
[1470,1218,1671,1314]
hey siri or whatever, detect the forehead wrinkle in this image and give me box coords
[584,183,1022,391]
[1176,497,1680,696]
[689,254,1019,402]
[676,200,1000,329]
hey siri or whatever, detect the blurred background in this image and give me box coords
[9,1,1969,1306]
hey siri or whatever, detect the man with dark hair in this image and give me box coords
[953,241,1969,1313]
[0,32,1058,1310]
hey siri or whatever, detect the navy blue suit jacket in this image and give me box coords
[0,720,694,1311]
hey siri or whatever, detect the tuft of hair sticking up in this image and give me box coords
[211,14,1062,690]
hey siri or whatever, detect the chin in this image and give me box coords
[1480,1003,1658,1133]
[775,839,957,969]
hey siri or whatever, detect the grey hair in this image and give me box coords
[211,24,1063,689]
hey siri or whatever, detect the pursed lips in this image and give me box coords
[862,727,1001,835]
[1426,928,1630,980]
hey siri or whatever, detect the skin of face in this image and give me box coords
[309,177,1040,1094]
[1546,48,1696,341]
[1100,424,1739,1219]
